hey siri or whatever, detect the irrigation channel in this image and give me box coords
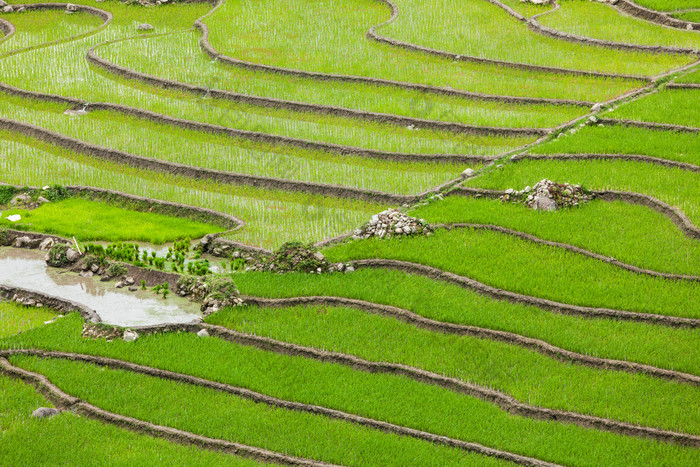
[0,247,201,326]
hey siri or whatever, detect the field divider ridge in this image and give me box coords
[240,295,700,384]
[368,0,653,82]
[347,259,700,328]
[0,116,442,205]
[0,349,563,467]
[0,3,113,61]
[0,83,494,165]
[486,0,699,55]
[0,284,102,323]
[86,36,555,137]
[0,357,337,467]
[192,0,607,105]
[122,322,700,446]
[450,187,700,240]
[597,117,700,133]
[431,223,700,282]
[613,0,700,31]
[516,153,700,172]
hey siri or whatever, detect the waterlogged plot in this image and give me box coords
[0,135,382,249]
[0,0,698,464]
[538,0,700,50]
[203,0,646,101]
[0,9,103,55]
[97,31,588,128]
[376,0,692,75]
[0,99,467,195]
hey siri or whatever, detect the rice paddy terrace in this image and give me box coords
[0,0,699,465]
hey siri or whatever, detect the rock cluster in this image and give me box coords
[500,179,593,212]
[353,209,432,240]
[46,243,81,268]
[251,242,330,274]
[81,322,123,341]
[9,293,45,309]
[176,275,243,315]
[198,235,268,265]
[7,192,50,210]
[520,0,551,5]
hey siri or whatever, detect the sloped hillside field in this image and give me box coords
[0,0,698,465]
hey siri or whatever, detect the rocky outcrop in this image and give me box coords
[500,179,594,211]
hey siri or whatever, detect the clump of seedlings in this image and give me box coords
[500,179,594,212]
[251,241,330,274]
[353,209,433,240]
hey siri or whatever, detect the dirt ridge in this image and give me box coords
[241,295,699,384]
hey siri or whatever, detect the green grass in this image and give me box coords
[0,97,466,195]
[676,67,700,83]
[3,317,697,467]
[464,158,700,226]
[9,355,508,467]
[0,301,55,338]
[607,88,700,128]
[411,196,700,276]
[0,375,265,466]
[0,9,102,55]
[204,0,649,101]
[539,0,700,50]
[0,198,220,244]
[535,124,700,165]
[323,228,700,319]
[233,270,700,376]
[376,0,690,75]
[0,131,383,249]
[208,303,700,435]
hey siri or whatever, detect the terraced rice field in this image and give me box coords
[0,0,698,465]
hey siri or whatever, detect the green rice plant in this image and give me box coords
[496,0,555,17]
[98,30,588,127]
[535,124,700,165]
[632,0,700,10]
[284,0,692,76]
[3,319,698,467]
[10,355,509,467]
[672,12,700,22]
[0,19,531,156]
[0,10,102,55]
[232,269,700,376]
[0,301,55,338]
[323,228,700,318]
[0,98,467,195]
[0,198,220,244]
[0,132,383,249]
[411,196,700,276]
[538,0,700,50]
[676,67,700,83]
[0,375,265,466]
[607,88,700,128]
[207,303,700,435]
[463,158,700,226]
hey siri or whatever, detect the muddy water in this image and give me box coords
[0,247,201,327]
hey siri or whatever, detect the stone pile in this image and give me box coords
[176,275,243,315]
[250,242,330,274]
[9,293,44,309]
[500,179,593,212]
[353,209,432,240]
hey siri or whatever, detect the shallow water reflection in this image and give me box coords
[0,247,201,327]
